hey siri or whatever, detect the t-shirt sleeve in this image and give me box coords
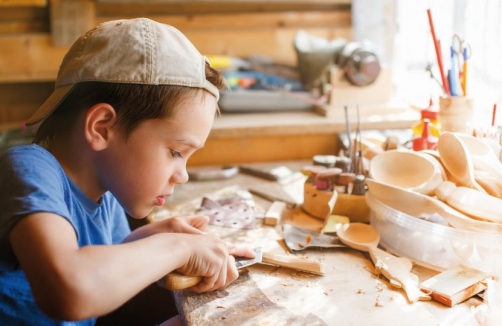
[0,146,72,240]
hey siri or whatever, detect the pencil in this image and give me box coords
[461,47,468,95]
[492,104,497,127]
[427,9,450,96]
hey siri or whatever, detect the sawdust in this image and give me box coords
[375,295,384,307]
[357,288,366,294]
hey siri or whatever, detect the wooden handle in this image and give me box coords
[262,252,324,275]
[157,272,202,291]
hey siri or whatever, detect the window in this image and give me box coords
[354,0,502,128]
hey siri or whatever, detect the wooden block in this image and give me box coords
[263,200,286,226]
[420,264,490,307]
[262,251,324,275]
[332,193,370,223]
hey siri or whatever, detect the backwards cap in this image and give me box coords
[26,18,219,126]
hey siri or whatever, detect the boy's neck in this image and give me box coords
[47,136,106,203]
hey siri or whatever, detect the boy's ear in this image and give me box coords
[84,103,118,151]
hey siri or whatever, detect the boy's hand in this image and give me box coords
[226,242,256,260]
[175,236,256,293]
[161,215,209,234]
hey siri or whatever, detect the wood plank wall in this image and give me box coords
[0,0,352,128]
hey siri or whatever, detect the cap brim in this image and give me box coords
[26,84,76,126]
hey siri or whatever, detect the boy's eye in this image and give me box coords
[170,149,183,158]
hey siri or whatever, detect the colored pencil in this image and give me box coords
[427,9,450,96]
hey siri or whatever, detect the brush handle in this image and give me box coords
[157,272,202,291]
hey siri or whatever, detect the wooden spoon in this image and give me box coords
[366,178,502,233]
[437,132,486,193]
[420,149,460,185]
[337,223,430,303]
[474,170,502,198]
[435,181,502,223]
[456,133,502,184]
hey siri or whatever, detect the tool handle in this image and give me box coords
[157,272,202,291]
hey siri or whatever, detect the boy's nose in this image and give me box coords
[172,167,189,185]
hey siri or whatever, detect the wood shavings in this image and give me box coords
[217,305,226,309]
[375,295,384,307]
[297,234,312,249]
[306,281,320,287]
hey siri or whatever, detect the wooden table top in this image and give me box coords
[148,161,482,326]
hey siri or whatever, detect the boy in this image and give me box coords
[0,18,254,325]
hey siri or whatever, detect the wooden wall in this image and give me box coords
[0,0,352,129]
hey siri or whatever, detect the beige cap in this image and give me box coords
[26,18,219,126]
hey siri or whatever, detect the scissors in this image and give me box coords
[452,34,471,69]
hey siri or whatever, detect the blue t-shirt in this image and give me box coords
[0,144,131,325]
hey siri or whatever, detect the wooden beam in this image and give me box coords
[0,34,68,82]
[96,1,351,16]
[0,6,49,33]
[97,11,351,30]
[0,6,48,20]
[187,133,339,166]
[0,0,47,6]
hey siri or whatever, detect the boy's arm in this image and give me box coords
[9,212,238,321]
[122,215,209,243]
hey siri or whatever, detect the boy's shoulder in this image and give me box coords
[1,144,63,185]
[2,143,54,161]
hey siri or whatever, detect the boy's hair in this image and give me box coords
[27,18,225,145]
[33,63,226,146]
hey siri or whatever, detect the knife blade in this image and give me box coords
[158,247,262,291]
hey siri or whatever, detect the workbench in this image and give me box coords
[148,162,479,326]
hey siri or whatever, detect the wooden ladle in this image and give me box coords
[369,150,443,196]
[455,133,502,184]
[437,132,486,193]
[337,223,430,303]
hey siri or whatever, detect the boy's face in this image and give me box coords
[98,91,216,218]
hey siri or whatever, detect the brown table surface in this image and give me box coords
[148,161,482,326]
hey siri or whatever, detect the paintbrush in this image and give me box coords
[343,105,353,174]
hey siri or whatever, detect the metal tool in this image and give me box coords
[158,247,263,291]
[282,224,345,251]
